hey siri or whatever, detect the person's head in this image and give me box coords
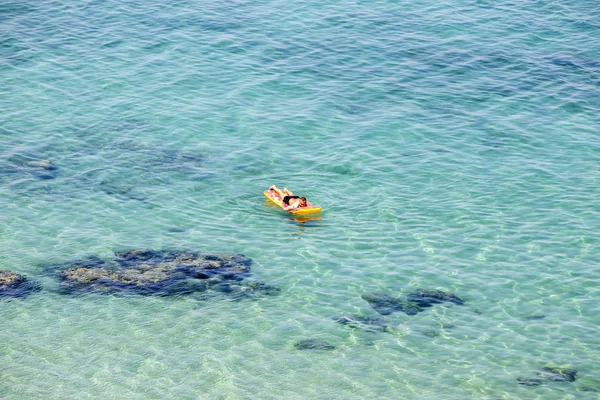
[299,197,308,207]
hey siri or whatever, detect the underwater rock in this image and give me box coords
[237,281,280,297]
[52,250,254,296]
[524,314,546,320]
[0,270,41,299]
[198,280,280,302]
[168,252,252,280]
[98,182,134,196]
[580,386,599,392]
[114,249,165,261]
[406,289,464,306]
[332,314,394,333]
[294,339,335,351]
[167,226,187,233]
[97,182,146,201]
[34,172,56,180]
[150,149,205,168]
[62,255,107,269]
[25,160,57,170]
[23,159,59,180]
[361,293,423,315]
[1,155,59,185]
[421,329,440,338]
[517,378,543,386]
[537,367,577,383]
[57,262,188,296]
[362,289,465,315]
[0,164,20,176]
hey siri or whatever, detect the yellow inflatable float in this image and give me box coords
[263,189,322,215]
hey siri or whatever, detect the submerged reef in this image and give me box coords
[0,270,41,299]
[517,377,543,386]
[406,289,464,306]
[294,339,336,351]
[0,157,59,184]
[80,139,210,201]
[232,280,281,299]
[24,159,59,180]
[361,293,423,315]
[517,366,578,386]
[362,288,464,316]
[524,314,546,320]
[332,314,395,333]
[197,279,281,302]
[537,367,577,382]
[48,249,268,297]
[24,159,57,171]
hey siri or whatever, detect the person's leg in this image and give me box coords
[269,185,284,199]
[283,188,294,196]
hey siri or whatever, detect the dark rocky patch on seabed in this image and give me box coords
[47,249,276,298]
[362,288,465,316]
[294,339,335,350]
[361,293,423,315]
[332,314,395,333]
[537,367,577,382]
[0,157,59,183]
[167,226,187,233]
[198,279,281,301]
[406,289,464,306]
[0,270,42,299]
[524,314,546,320]
[517,377,543,386]
[24,159,58,171]
[517,366,578,386]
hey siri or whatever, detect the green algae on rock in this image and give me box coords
[51,249,256,296]
[0,270,42,299]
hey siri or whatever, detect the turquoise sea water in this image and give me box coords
[1,0,599,398]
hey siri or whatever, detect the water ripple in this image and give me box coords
[2,0,600,398]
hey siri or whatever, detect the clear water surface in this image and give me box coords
[1,0,599,398]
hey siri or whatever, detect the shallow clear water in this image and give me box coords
[1,0,599,398]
